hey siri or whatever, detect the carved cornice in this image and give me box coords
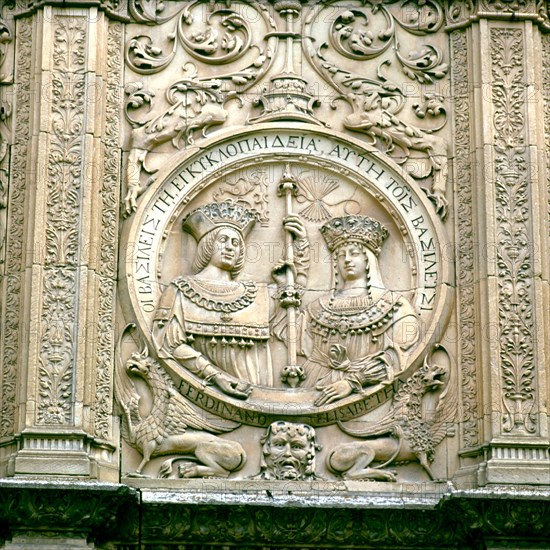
[0,481,137,544]
[2,483,550,548]
[5,1,550,30]
[446,0,550,30]
[5,0,129,22]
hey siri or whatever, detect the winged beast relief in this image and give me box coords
[115,329,246,478]
[123,78,228,217]
[328,346,456,481]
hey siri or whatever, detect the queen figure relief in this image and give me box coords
[298,215,420,406]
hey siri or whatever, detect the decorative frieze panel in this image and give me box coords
[113,0,462,487]
[93,20,124,442]
[0,16,30,439]
[489,27,537,436]
[450,29,480,451]
[37,13,88,426]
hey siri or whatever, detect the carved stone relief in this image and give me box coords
[1,1,550,546]
[490,27,537,435]
[0,14,27,439]
[121,0,452,220]
[115,1,459,485]
[116,121,455,481]
[37,14,88,425]
[449,29,480,451]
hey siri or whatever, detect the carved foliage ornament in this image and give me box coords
[450,30,479,449]
[122,0,450,220]
[490,28,536,435]
[0,16,30,437]
[94,22,124,440]
[38,15,87,425]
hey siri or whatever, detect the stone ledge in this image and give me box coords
[1,481,550,548]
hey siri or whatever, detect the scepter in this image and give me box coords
[277,165,305,388]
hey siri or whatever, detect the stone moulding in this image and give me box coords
[449,29,480,452]
[445,1,550,31]
[1,482,550,548]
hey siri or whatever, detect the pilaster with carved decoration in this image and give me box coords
[5,6,120,480]
[449,11,550,485]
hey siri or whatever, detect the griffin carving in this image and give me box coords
[115,343,246,478]
[327,346,456,481]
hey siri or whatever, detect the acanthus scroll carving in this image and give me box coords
[94,21,124,441]
[450,30,479,449]
[122,1,450,219]
[303,1,450,219]
[38,15,87,425]
[123,0,277,216]
[490,28,536,435]
[0,14,28,437]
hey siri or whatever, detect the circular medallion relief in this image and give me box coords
[120,124,452,427]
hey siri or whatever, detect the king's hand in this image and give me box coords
[283,214,307,240]
[213,372,252,400]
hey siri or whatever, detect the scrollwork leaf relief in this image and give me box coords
[303,1,450,219]
[490,28,536,434]
[38,269,77,425]
[450,30,479,448]
[0,18,31,437]
[38,16,87,425]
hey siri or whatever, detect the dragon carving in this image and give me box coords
[327,346,456,481]
[115,343,246,478]
[123,78,227,217]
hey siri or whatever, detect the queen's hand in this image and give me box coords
[314,380,353,406]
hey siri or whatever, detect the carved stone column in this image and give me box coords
[448,4,550,485]
[2,6,122,480]
[0,3,15,473]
